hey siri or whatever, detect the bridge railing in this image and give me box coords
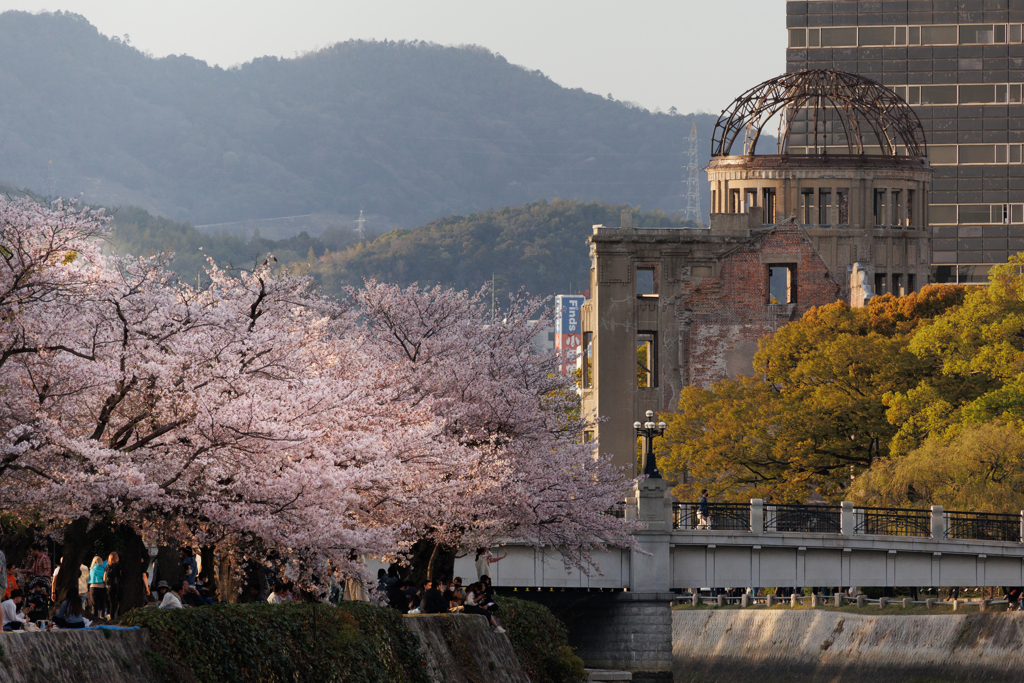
[945,510,1021,542]
[671,500,1024,542]
[764,504,841,533]
[673,502,751,531]
[853,507,932,537]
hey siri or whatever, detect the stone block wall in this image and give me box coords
[498,590,674,678]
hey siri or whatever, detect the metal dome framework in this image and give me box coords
[712,70,927,159]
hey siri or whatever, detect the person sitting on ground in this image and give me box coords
[266,581,290,604]
[464,582,505,632]
[181,547,199,587]
[52,558,91,607]
[450,577,466,605]
[180,579,213,607]
[1,589,27,631]
[387,579,411,614]
[54,592,86,629]
[156,581,183,609]
[420,580,449,614]
[25,577,50,622]
[4,567,16,600]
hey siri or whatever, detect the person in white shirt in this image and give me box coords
[156,581,183,609]
[267,582,291,604]
[2,589,27,631]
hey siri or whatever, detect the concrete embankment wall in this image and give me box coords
[674,609,1024,683]
[0,629,159,683]
[404,614,529,683]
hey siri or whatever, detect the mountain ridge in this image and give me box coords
[0,10,715,228]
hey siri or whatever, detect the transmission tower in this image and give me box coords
[683,122,702,224]
[353,209,367,240]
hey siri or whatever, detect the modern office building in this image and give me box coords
[787,0,1024,284]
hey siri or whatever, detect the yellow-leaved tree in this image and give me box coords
[659,285,966,503]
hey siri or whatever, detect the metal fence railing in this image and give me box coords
[946,511,1020,542]
[605,502,627,519]
[765,504,841,533]
[669,501,1024,543]
[673,502,751,531]
[853,507,931,537]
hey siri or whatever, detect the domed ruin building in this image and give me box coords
[709,69,932,300]
[580,70,933,475]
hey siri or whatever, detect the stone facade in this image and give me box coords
[580,212,841,475]
[707,155,933,301]
[502,590,675,679]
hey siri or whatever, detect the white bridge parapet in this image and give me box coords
[457,484,1024,591]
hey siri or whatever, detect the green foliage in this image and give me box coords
[123,603,431,683]
[0,11,713,228]
[108,199,696,300]
[495,596,587,683]
[300,199,695,299]
[107,206,327,287]
[661,285,967,503]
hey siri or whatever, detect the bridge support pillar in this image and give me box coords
[931,505,945,539]
[841,501,854,535]
[630,477,671,593]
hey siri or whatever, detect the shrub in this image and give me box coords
[495,596,587,683]
[123,602,431,683]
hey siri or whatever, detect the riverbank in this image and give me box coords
[673,608,1024,682]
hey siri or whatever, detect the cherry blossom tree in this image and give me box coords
[0,198,452,606]
[0,197,638,608]
[352,281,639,581]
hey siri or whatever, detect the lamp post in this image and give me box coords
[634,409,667,479]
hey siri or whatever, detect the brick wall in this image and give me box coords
[679,225,841,388]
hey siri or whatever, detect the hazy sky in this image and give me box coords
[0,0,787,114]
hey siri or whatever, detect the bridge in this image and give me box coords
[454,479,1024,591]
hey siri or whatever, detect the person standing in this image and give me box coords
[698,490,711,530]
[25,543,51,582]
[475,548,507,582]
[88,555,107,619]
[104,552,122,620]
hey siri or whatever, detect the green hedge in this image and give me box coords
[495,596,587,683]
[124,602,431,683]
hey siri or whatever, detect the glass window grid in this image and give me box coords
[788,24,1024,49]
[786,10,1024,278]
[926,145,1024,166]
[929,204,1024,226]
[887,84,1024,107]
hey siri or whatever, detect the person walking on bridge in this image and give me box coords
[698,490,711,530]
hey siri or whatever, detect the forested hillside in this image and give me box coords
[0,10,716,228]
[108,199,697,298]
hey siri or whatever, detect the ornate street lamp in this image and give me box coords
[633,409,667,479]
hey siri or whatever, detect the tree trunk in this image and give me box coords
[52,517,107,614]
[156,545,184,589]
[114,525,148,618]
[408,540,457,586]
[217,551,241,604]
[199,545,218,598]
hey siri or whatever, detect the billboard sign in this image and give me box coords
[555,295,585,372]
